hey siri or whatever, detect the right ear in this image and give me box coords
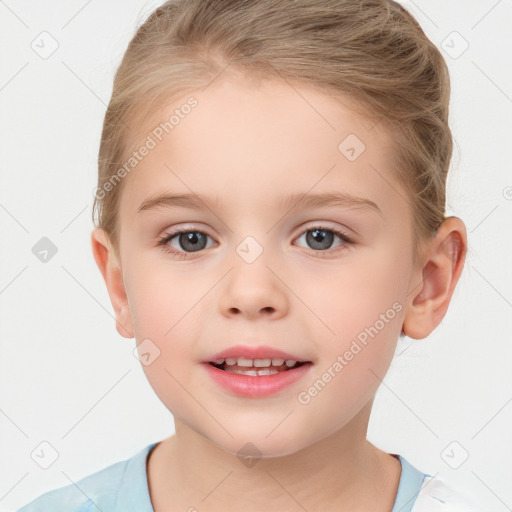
[91,227,134,339]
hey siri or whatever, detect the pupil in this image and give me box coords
[180,232,206,252]
[307,229,333,250]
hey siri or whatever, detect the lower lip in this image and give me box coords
[202,362,312,398]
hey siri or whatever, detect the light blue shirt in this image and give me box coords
[16,442,430,511]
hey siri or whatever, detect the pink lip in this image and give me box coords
[202,361,312,398]
[204,344,308,363]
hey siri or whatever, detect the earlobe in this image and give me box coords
[402,217,467,340]
[91,228,134,339]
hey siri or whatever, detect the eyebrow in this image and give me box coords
[137,191,382,216]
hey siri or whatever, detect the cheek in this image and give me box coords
[125,266,200,387]
[292,247,408,408]
[127,261,203,340]
[301,253,407,346]
[129,280,197,422]
[294,282,402,433]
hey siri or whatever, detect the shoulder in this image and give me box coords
[16,459,128,512]
[394,455,479,512]
[15,443,157,512]
[412,475,479,512]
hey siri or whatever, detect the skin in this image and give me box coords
[91,71,467,512]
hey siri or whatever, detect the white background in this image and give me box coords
[1,1,511,510]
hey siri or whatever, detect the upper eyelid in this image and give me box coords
[159,227,352,262]
[161,223,353,243]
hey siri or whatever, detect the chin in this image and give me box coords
[203,425,315,460]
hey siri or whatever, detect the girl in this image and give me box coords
[18,0,477,510]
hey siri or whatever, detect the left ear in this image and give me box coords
[403,216,467,340]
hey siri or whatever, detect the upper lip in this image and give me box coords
[204,345,309,363]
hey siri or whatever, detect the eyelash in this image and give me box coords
[157,225,354,260]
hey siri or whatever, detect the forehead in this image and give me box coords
[119,74,407,223]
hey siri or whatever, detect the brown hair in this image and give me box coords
[92,0,453,264]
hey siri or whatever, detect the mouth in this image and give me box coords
[208,357,309,376]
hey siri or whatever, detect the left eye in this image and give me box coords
[157,225,353,258]
[295,226,352,252]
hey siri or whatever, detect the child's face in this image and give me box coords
[107,73,420,456]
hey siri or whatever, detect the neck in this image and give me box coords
[147,401,401,512]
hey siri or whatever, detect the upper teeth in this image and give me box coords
[214,357,297,367]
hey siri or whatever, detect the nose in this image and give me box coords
[218,255,289,321]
